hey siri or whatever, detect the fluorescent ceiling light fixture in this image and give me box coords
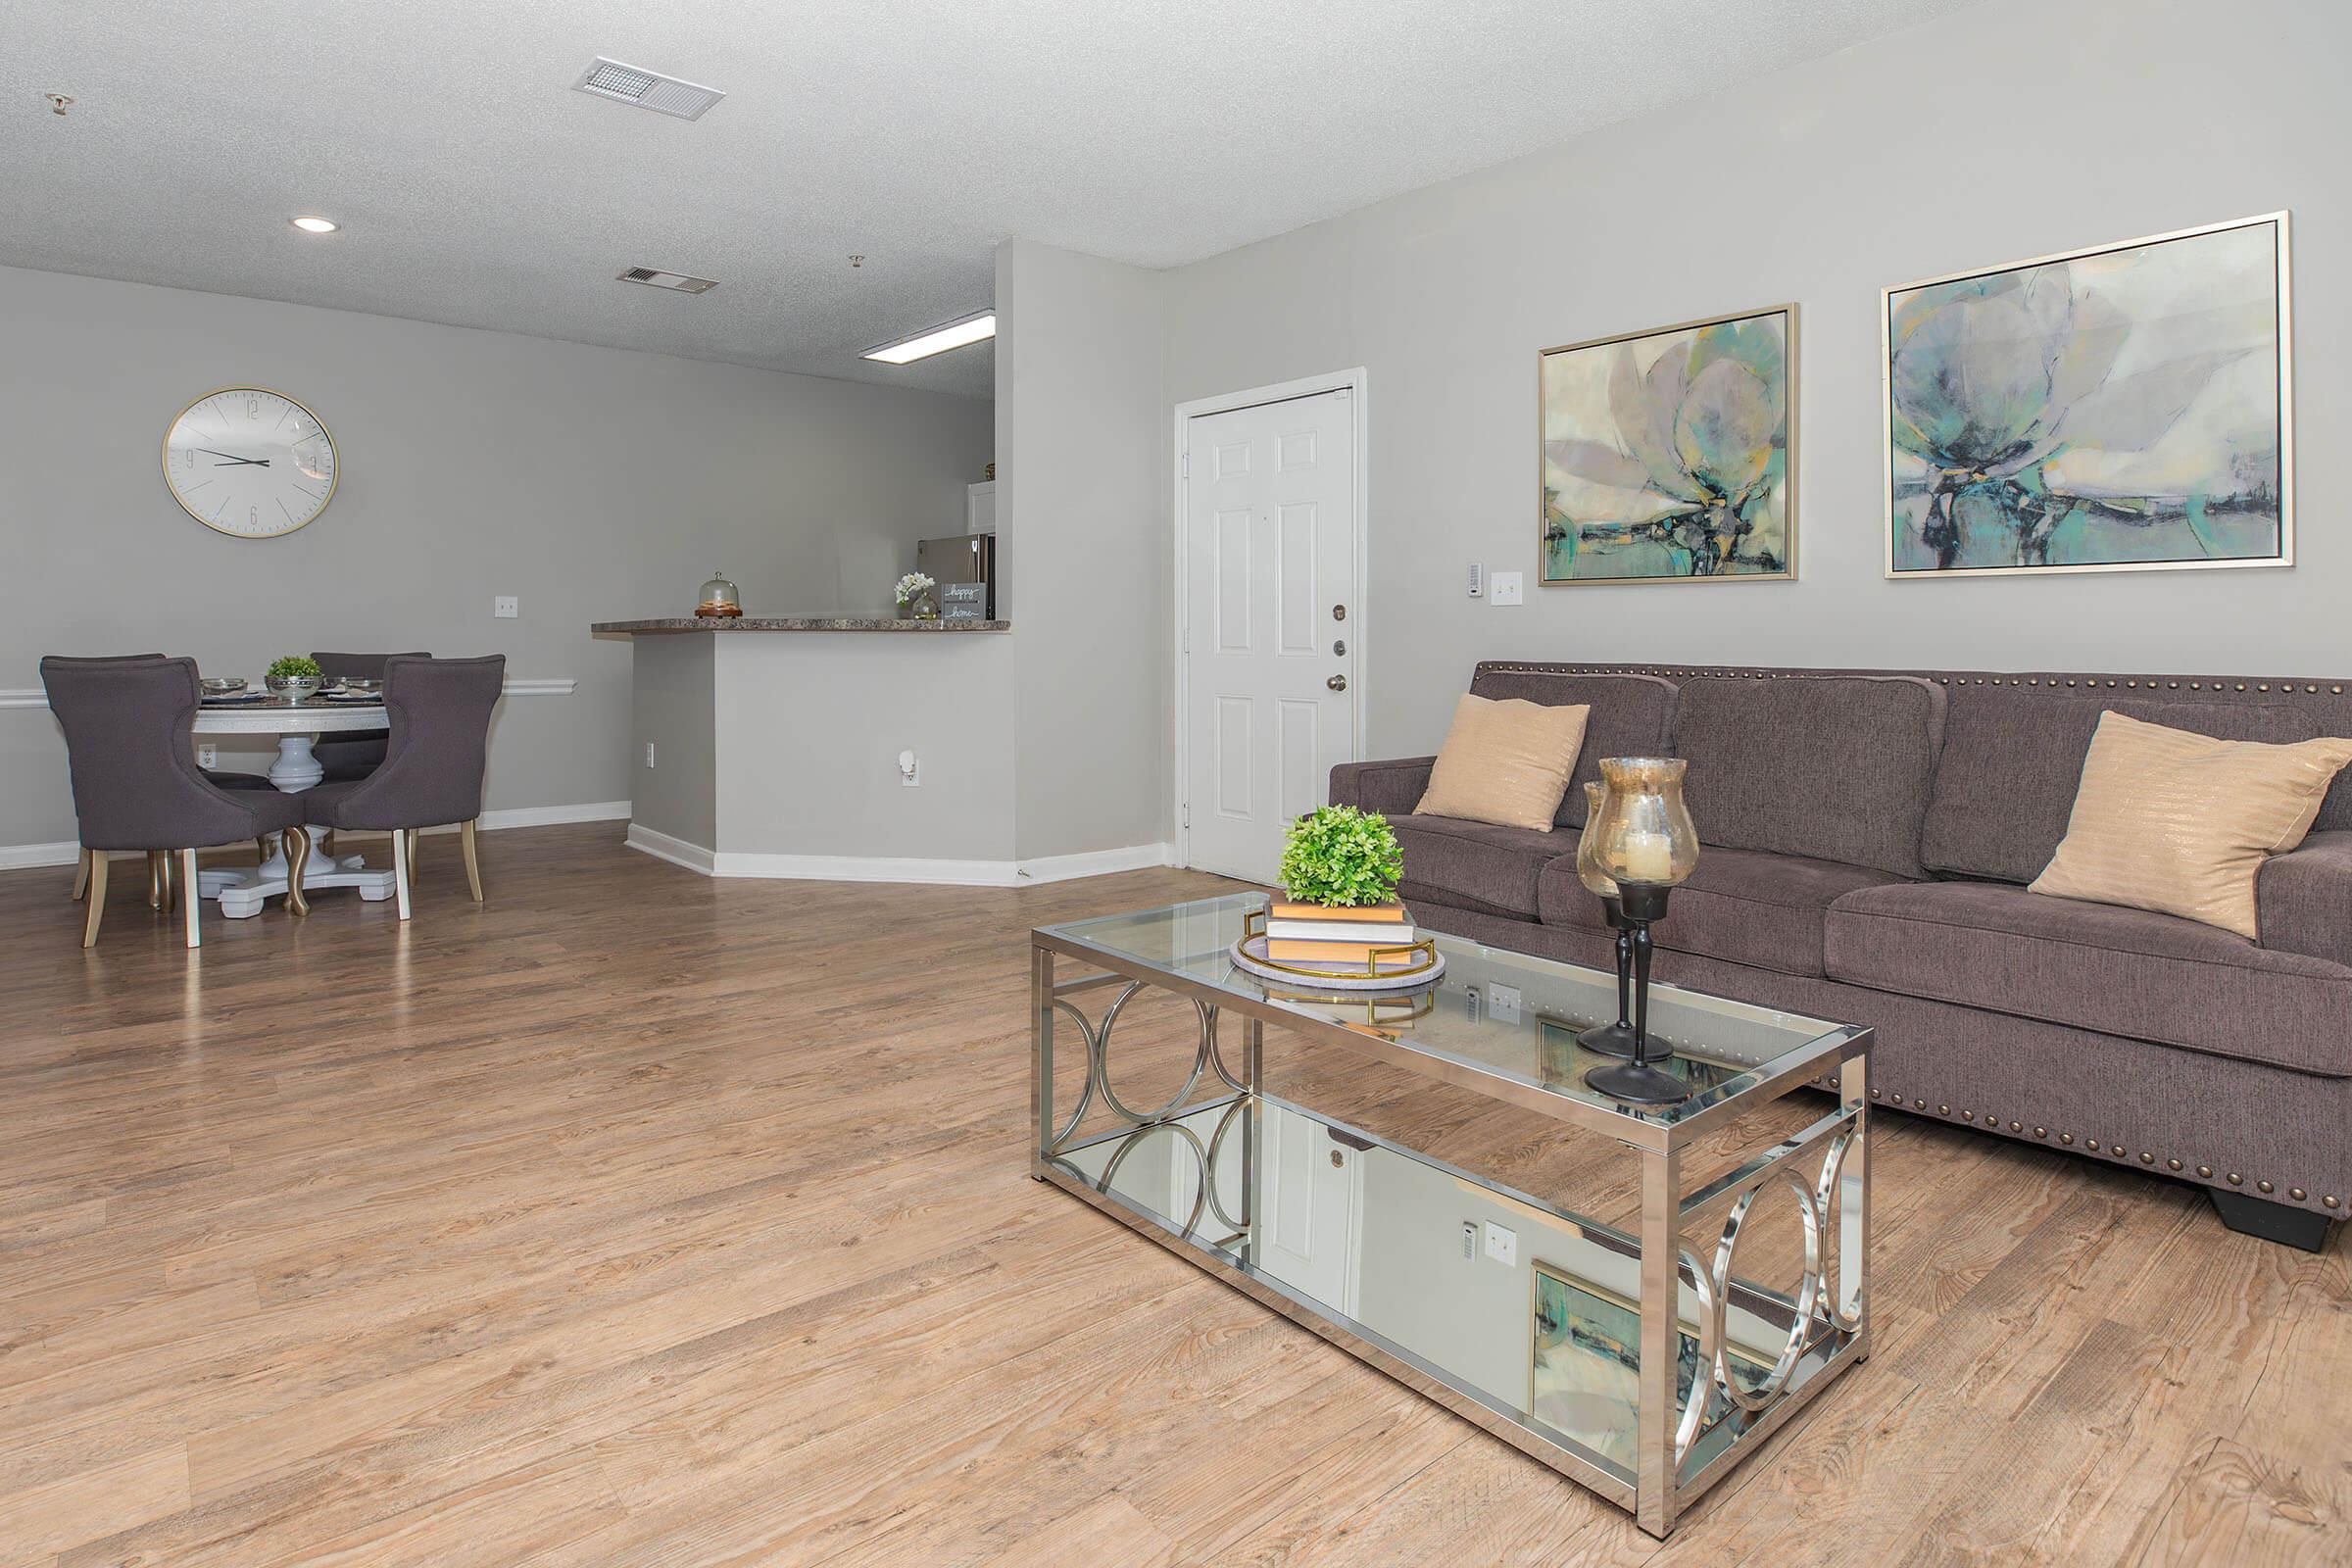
[862,312,996,365]
[289,216,339,234]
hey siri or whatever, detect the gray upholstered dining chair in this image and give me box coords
[301,655,504,920]
[41,655,313,949]
[310,650,430,784]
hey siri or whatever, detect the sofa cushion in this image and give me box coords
[1921,694,2317,884]
[1824,880,2352,1074]
[1540,847,1910,976]
[1670,674,1944,878]
[1466,670,1679,828]
[1414,695,1590,831]
[1392,813,1572,921]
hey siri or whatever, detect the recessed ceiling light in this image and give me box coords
[289,216,339,234]
[862,312,996,365]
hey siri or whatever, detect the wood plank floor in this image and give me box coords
[1,823,2345,1566]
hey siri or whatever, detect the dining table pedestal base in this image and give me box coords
[199,847,398,919]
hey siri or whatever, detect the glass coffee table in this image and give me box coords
[1030,893,1871,1538]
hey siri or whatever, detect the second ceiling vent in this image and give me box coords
[571,57,725,121]
[618,267,718,294]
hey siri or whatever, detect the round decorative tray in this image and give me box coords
[1229,933,1446,991]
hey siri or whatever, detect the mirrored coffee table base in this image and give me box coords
[1030,906,1871,1539]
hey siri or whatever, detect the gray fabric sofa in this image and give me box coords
[1331,662,2352,1250]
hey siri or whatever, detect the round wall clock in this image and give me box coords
[162,387,338,538]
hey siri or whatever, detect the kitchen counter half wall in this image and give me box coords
[593,616,1009,634]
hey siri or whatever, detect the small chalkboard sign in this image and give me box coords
[941,582,989,621]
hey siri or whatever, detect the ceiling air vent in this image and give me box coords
[571,57,725,121]
[618,267,718,294]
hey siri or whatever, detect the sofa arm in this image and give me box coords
[1328,756,1437,818]
[2259,830,2352,969]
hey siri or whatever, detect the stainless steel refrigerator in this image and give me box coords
[916,533,997,618]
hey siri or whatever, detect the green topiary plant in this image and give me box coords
[267,655,323,681]
[1278,806,1403,907]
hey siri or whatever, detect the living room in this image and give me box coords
[4,0,2345,1561]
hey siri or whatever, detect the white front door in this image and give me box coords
[1181,387,1359,882]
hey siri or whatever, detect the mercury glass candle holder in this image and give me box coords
[1584,757,1700,1105]
[1573,781,1639,1058]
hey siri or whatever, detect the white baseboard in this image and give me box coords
[479,800,631,832]
[0,800,632,873]
[623,832,1174,888]
[625,822,716,875]
[1014,842,1174,884]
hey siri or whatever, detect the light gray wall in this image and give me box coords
[995,240,1174,860]
[1156,0,2349,761]
[627,634,717,849]
[0,264,992,849]
[710,633,1015,862]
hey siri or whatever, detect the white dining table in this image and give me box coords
[192,696,399,917]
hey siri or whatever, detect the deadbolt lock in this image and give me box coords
[1332,604,1347,621]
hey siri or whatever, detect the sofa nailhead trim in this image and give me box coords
[2059,1133,2075,1146]
[1938,1103,1951,1115]
[1959,1109,1972,1121]
[2197,1164,2214,1178]
[2085,1139,2100,1152]
[2291,1188,2308,1200]
[2168,1158,2182,1171]
[2034,1127,2048,1139]
[2258,1180,2274,1194]
[2227,1172,2243,1185]
[2326,1196,2339,1208]
[2140,1153,2155,1165]
[2009,1121,2023,1133]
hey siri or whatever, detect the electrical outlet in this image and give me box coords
[1464,986,1482,1023]
[1484,1221,1518,1266]
[493,595,519,619]
[1488,983,1522,1024]
[1490,570,1524,606]
[1461,1221,1478,1260]
[196,744,219,769]
[644,742,656,768]
[1467,562,1485,599]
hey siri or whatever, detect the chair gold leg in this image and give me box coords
[461,819,483,903]
[283,827,312,916]
[148,851,166,910]
[391,827,413,922]
[71,847,90,902]
[81,854,109,948]
[181,849,201,949]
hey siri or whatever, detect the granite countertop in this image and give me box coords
[591,616,1011,634]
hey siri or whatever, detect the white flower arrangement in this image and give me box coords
[894,571,936,606]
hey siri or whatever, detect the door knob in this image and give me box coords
[1327,675,1348,692]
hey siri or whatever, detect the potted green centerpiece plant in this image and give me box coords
[266,654,323,705]
[1255,806,1430,981]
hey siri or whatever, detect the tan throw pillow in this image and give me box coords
[1413,695,1590,832]
[2030,710,2352,939]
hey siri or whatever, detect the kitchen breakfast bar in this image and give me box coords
[592,616,1016,883]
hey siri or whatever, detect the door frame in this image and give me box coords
[1171,368,1371,872]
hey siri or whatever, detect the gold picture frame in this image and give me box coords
[1882,211,2292,580]
[1538,305,1797,586]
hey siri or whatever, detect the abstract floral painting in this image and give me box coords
[1885,213,2291,577]
[1540,307,1794,584]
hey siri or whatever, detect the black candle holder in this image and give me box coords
[1576,895,1639,1058]
[1582,882,1690,1105]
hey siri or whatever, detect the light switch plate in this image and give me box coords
[493,595,519,619]
[1484,1221,1519,1266]
[1490,570,1524,606]
[1487,983,1522,1024]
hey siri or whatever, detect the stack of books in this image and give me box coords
[1264,901,1421,972]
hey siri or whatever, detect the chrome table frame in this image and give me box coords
[1029,918,1872,1539]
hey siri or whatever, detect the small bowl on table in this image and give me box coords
[199,677,248,697]
[265,673,322,705]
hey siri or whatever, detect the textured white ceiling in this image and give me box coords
[1,0,1977,398]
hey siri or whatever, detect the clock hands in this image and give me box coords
[194,448,270,467]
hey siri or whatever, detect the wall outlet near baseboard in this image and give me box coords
[197,744,219,769]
